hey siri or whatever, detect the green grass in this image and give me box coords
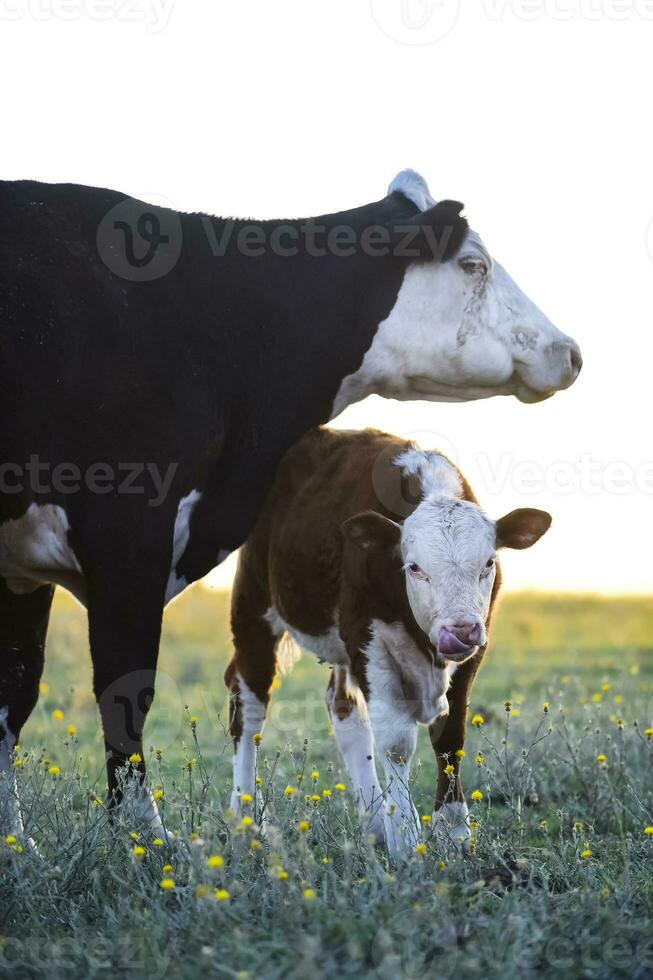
[1,589,653,979]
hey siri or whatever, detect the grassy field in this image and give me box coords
[1,588,653,979]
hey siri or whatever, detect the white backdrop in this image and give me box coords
[2,0,652,593]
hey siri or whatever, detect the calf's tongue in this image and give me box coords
[438,628,473,657]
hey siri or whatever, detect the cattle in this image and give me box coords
[0,170,579,840]
[225,427,552,858]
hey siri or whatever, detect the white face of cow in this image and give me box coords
[393,449,551,662]
[331,171,582,416]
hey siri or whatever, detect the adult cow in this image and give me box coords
[0,170,581,838]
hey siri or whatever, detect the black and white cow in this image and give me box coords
[0,170,581,838]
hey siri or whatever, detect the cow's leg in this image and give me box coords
[85,539,170,837]
[326,667,385,841]
[226,594,277,816]
[367,697,420,860]
[0,579,54,839]
[429,657,482,850]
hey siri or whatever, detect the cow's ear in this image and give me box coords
[341,511,401,551]
[388,200,468,263]
[495,509,552,550]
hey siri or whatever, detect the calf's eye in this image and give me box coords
[480,557,495,579]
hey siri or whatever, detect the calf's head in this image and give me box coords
[342,453,551,664]
[339,170,582,410]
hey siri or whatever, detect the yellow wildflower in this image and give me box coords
[39,681,50,695]
[444,764,454,776]
[471,713,484,727]
[238,816,253,828]
[252,733,262,745]
[240,793,253,805]
[580,848,592,859]
[162,864,173,873]
[644,827,653,836]
[4,836,17,845]
[283,785,296,797]
[153,789,164,801]
[249,840,262,851]
[52,709,64,721]
[67,725,77,736]
[475,753,485,766]
[614,694,623,705]
[271,677,282,689]
[334,783,346,792]
[303,888,316,900]
[310,794,321,803]
[455,749,466,758]
[214,889,230,902]
[160,878,175,890]
[132,845,145,858]
[322,789,332,798]
[645,728,653,739]
[596,754,607,764]
[128,753,142,764]
[470,789,483,802]
[310,770,319,780]
[591,693,602,703]
[421,814,432,824]
[195,885,209,898]
[48,765,60,777]
[415,843,427,856]
[298,821,310,833]
[629,665,639,675]
[512,708,522,717]
[152,838,164,846]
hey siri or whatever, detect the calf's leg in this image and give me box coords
[227,596,277,815]
[326,667,385,841]
[0,579,54,839]
[367,695,420,860]
[429,656,482,849]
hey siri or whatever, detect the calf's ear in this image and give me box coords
[341,511,402,552]
[495,509,552,550]
[388,200,468,263]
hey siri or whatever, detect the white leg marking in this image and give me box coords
[0,706,24,837]
[433,800,471,849]
[327,676,385,840]
[230,675,266,814]
[368,700,420,860]
[117,780,170,838]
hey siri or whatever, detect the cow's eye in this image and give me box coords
[404,561,429,582]
[459,257,488,277]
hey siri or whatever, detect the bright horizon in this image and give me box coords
[3,1,653,595]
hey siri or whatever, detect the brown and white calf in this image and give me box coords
[225,427,551,858]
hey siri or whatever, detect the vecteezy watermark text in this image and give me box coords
[0,0,175,32]
[0,456,177,507]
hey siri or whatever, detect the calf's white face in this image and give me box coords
[399,454,552,661]
[332,170,582,415]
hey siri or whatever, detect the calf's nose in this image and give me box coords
[451,622,482,646]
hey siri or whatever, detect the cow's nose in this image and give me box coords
[451,622,482,646]
[569,342,583,381]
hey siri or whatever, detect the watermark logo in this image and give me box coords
[370,0,460,45]
[0,0,175,32]
[96,197,182,282]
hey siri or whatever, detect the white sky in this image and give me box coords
[2,0,652,593]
